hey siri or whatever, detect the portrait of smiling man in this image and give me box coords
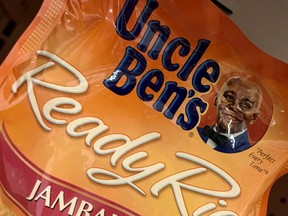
[198,76,263,153]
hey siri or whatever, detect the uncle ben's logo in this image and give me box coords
[104,0,220,131]
[104,0,269,154]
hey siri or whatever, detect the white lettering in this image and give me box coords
[93,132,160,166]
[26,179,42,200]
[43,97,82,125]
[12,62,55,130]
[95,209,105,216]
[15,50,241,215]
[12,50,88,130]
[75,200,93,216]
[66,117,109,146]
[87,152,165,195]
[36,50,88,94]
[151,152,240,216]
[50,191,78,215]
[34,185,52,207]
[25,179,121,215]
[193,202,216,216]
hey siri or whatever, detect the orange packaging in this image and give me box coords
[0,0,288,215]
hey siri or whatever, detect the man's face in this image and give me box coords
[215,78,261,134]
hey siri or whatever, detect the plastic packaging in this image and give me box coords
[0,0,288,215]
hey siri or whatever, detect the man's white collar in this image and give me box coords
[206,127,247,149]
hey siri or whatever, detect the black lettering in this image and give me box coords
[192,60,220,93]
[153,82,187,119]
[116,0,159,40]
[137,20,170,60]
[137,69,164,101]
[104,47,146,95]
[162,37,191,71]
[177,98,207,130]
[177,39,210,81]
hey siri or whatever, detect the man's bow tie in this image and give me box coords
[202,125,233,149]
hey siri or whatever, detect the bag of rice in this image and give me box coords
[0,0,287,215]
